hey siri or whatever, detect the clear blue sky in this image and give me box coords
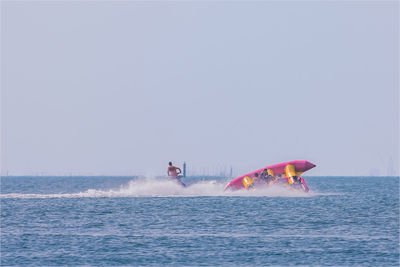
[1,1,398,176]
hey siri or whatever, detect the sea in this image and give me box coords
[1,176,399,266]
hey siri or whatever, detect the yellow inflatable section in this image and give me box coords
[284,165,296,184]
[242,176,254,189]
[284,164,304,184]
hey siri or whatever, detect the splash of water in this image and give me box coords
[0,178,334,199]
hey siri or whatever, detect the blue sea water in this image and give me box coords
[1,176,399,266]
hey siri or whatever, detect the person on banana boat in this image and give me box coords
[252,172,261,185]
[259,169,268,182]
[251,169,271,187]
[255,171,273,186]
[275,174,287,185]
[246,173,265,189]
[291,176,305,190]
[256,172,260,179]
[267,174,277,185]
[259,169,277,185]
[280,175,308,191]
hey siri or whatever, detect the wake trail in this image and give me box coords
[0,178,336,199]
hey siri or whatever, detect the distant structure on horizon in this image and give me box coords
[182,163,234,177]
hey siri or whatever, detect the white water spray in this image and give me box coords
[0,178,334,199]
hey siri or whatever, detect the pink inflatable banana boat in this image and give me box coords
[224,160,316,192]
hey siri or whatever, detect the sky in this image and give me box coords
[1,1,399,176]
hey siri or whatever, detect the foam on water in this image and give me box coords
[0,177,334,199]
